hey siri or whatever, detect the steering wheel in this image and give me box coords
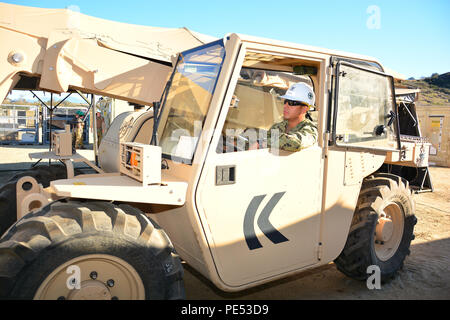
[221,128,267,153]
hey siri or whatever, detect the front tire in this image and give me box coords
[0,200,184,300]
[334,173,417,282]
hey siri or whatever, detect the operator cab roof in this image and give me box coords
[226,33,404,79]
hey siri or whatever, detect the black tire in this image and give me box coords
[6,164,68,185]
[334,173,417,282]
[0,164,81,236]
[0,200,184,300]
[0,182,17,238]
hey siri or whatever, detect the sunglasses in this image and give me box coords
[284,99,308,107]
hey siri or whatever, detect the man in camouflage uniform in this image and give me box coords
[96,111,104,145]
[267,82,318,151]
[73,110,85,149]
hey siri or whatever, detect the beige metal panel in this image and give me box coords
[0,26,46,102]
[0,72,20,106]
[197,147,323,288]
[385,140,431,167]
[16,176,50,220]
[318,149,386,263]
[28,151,104,177]
[132,112,155,144]
[52,124,72,156]
[317,59,329,148]
[98,111,139,173]
[50,172,187,205]
[149,204,212,279]
[119,143,162,185]
[1,18,171,106]
[38,34,171,105]
[97,110,156,173]
[344,150,387,186]
[416,106,450,167]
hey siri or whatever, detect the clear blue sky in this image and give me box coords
[4,0,450,79]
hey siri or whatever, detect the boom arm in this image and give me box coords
[0,3,211,104]
[1,27,171,105]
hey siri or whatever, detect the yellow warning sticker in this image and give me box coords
[73,182,86,185]
[431,120,441,128]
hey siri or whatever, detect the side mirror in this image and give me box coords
[375,125,387,136]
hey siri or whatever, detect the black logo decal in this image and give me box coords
[243,192,289,250]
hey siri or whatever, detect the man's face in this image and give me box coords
[283,101,308,120]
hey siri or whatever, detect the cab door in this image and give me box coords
[331,59,401,151]
[195,53,324,288]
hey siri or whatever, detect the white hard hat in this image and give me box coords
[280,82,315,107]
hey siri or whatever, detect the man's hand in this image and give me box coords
[249,141,260,150]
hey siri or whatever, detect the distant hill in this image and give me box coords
[399,72,450,106]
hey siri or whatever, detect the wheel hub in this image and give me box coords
[374,202,405,261]
[67,280,112,300]
[376,217,394,242]
[34,254,145,300]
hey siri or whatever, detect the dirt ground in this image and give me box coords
[0,145,449,300]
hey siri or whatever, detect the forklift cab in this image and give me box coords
[150,34,399,290]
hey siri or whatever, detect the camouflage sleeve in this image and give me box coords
[280,125,318,151]
[268,122,318,152]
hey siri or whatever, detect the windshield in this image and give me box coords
[159,41,226,164]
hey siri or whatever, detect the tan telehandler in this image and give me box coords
[0,4,431,299]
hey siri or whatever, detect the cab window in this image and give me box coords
[217,66,317,153]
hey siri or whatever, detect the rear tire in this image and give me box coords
[334,173,417,282]
[0,200,184,300]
